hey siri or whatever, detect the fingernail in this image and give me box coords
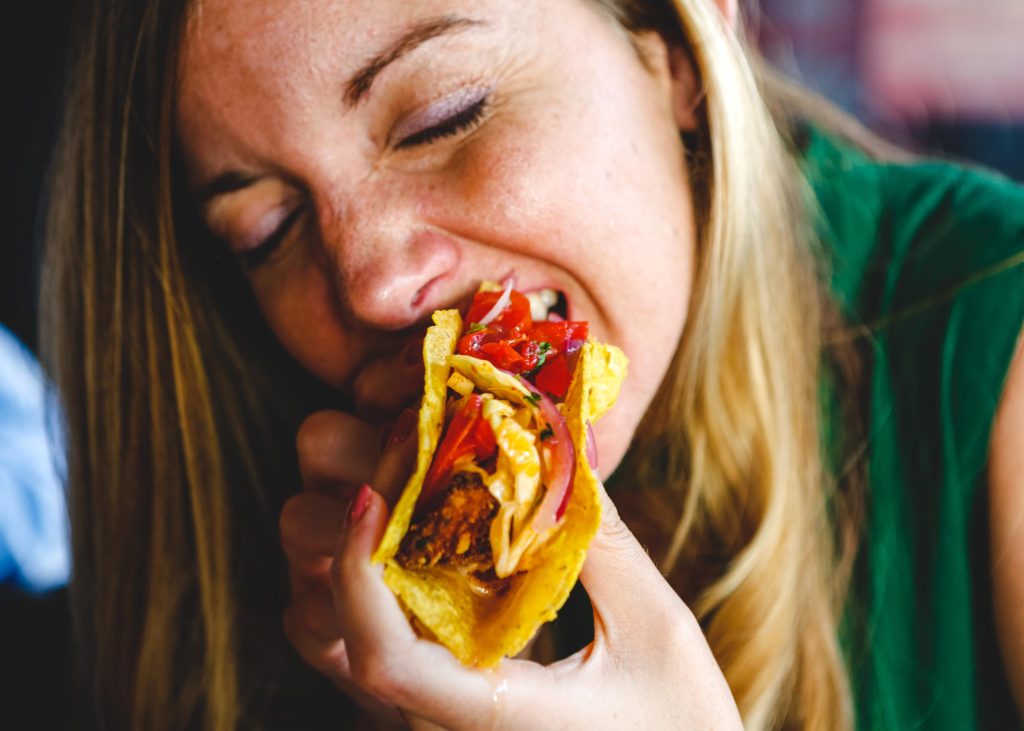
[380,408,417,454]
[402,338,424,366]
[347,484,372,527]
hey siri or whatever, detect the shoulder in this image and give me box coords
[800,126,1024,320]
[804,126,1024,483]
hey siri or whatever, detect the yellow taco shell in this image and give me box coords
[373,308,627,667]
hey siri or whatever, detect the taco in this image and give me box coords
[372,282,627,667]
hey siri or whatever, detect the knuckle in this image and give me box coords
[301,596,339,642]
[283,603,348,677]
[603,512,633,549]
[659,603,703,654]
[278,496,307,549]
[328,551,357,603]
[596,509,644,563]
[282,604,316,656]
[348,650,403,700]
[296,411,335,458]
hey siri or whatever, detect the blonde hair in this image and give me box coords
[44,0,862,728]
[43,1,320,727]
[605,1,860,729]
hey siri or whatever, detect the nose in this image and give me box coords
[316,177,462,330]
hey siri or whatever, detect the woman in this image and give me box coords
[43,0,1024,728]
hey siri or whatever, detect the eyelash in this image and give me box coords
[241,205,306,270]
[241,95,490,269]
[395,94,490,150]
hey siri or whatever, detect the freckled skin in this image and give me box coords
[177,0,697,473]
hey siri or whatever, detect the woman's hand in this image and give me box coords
[329,479,743,730]
[280,408,419,727]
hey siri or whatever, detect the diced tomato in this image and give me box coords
[458,288,588,400]
[465,290,532,337]
[480,341,527,373]
[456,329,489,357]
[517,339,546,373]
[529,321,588,354]
[534,353,572,399]
[526,321,565,351]
[419,394,496,509]
[465,291,501,326]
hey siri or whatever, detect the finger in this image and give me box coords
[280,492,348,581]
[578,481,678,639]
[284,584,343,655]
[352,343,424,423]
[297,410,379,496]
[283,585,350,676]
[402,712,448,731]
[372,408,419,506]
[332,486,544,729]
[283,587,406,725]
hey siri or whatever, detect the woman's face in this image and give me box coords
[177,0,696,473]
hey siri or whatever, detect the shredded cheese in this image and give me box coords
[446,370,476,397]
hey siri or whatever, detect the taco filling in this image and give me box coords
[395,283,588,588]
[373,281,627,667]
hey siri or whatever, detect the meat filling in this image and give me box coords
[398,471,498,571]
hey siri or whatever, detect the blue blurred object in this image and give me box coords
[0,325,68,591]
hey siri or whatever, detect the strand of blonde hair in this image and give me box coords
[641,1,854,728]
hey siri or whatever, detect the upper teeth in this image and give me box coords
[526,289,559,321]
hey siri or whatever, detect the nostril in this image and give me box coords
[410,283,429,310]
[410,270,449,312]
[337,227,461,328]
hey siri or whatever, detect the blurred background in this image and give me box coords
[756,0,1024,178]
[0,0,1022,724]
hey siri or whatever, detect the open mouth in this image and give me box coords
[524,288,568,321]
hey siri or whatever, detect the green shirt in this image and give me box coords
[803,128,1024,730]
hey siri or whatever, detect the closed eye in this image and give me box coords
[241,205,307,269]
[395,94,490,150]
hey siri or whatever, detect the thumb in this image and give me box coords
[578,483,676,633]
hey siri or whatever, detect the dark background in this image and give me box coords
[3,0,72,355]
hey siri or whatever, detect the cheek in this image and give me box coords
[250,259,361,389]
[449,124,694,473]
[443,124,626,287]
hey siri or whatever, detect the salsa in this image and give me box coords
[456,289,588,400]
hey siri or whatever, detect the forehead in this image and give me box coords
[176,0,537,175]
[179,0,529,96]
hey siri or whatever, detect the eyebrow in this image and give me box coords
[198,15,483,207]
[344,14,483,106]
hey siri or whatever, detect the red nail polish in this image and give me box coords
[347,484,372,526]
[381,408,417,453]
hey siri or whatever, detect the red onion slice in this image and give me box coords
[477,279,514,326]
[519,379,576,534]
